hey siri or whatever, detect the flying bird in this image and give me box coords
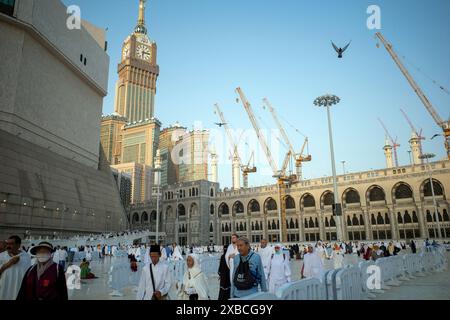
[214,122,227,127]
[430,134,441,140]
[331,41,351,58]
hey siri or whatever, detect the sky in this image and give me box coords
[63,0,450,188]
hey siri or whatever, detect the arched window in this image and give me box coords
[285,196,295,209]
[304,218,309,228]
[369,186,385,201]
[352,215,359,225]
[423,180,443,196]
[221,224,224,232]
[248,199,260,213]
[308,217,314,228]
[232,201,244,214]
[444,209,449,222]
[371,214,377,225]
[272,220,277,230]
[260,221,263,230]
[426,210,433,222]
[347,216,352,226]
[303,194,316,208]
[150,211,157,221]
[219,203,229,215]
[330,216,336,227]
[314,218,319,228]
[210,188,214,197]
[210,204,214,215]
[265,198,277,211]
[345,189,360,204]
[255,221,260,230]
[251,222,255,231]
[289,218,295,229]
[325,217,329,227]
[141,212,148,223]
[295,219,299,229]
[376,212,384,225]
[323,192,334,206]
[359,214,365,225]
[225,224,229,232]
[133,212,139,223]
[397,212,403,224]
[210,223,213,232]
[178,204,186,216]
[395,183,413,199]
[385,213,390,224]
[404,211,412,223]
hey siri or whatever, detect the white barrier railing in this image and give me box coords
[335,267,365,300]
[275,277,326,300]
[233,246,447,300]
[230,292,278,300]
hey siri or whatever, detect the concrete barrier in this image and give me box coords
[275,277,326,300]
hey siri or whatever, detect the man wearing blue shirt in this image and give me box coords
[231,237,267,298]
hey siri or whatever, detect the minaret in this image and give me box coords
[154,148,161,185]
[210,146,218,183]
[383,136,394,168]
[135,0,147,35]
[232,149,241,190]
[409,131,423,165]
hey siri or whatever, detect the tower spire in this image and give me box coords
[135,0,147,35]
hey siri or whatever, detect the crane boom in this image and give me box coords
[376,32,444,126]
[378,118,400,167]
[214,103,240,161]
[236,87,279,176]
[400,108,419,135]
[262,98,296,156]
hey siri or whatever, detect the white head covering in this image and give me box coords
[186,254,201,278]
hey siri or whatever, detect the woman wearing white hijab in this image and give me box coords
[177,254,210,300]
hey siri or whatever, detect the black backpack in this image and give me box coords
[233,252,256,290]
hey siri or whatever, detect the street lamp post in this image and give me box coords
[419,153,442,239]
[154,168,162,244]
[175,190,180,244]
[314,94,344,241]
[341,161,346,175]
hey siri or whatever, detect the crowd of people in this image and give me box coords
[0,232,445,301]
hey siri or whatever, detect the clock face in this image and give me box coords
[122,44,130,60]
[136,44,151,61]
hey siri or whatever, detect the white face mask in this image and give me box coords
[36,254,51,263]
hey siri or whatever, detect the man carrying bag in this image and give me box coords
[136,244,171,300]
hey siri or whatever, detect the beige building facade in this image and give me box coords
[129,160,450,245]
[0,0,126,239]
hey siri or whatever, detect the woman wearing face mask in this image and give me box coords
[16,242,68,301]
[177,254,210,300]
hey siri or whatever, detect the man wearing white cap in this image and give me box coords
[267,244,291,294]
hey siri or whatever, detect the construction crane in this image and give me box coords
[213,103,256,189]
[378,118,400,167]
[375,32,450,160]
[400,108,425,161]
[235,87,291,242]
[262,98,311,181]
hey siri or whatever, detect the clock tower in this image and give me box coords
[114,0,159,122]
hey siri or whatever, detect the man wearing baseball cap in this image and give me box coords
[16,241,68,301]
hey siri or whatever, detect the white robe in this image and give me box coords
[331,250,344,269]
[259,246,274,281]
[136,261,172,300]
[268,253,291,294]
[225,244,238,281]
[0,251,32,300]
[171,246,183,260]
[302,252,324,279]
[178,255,210,300]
